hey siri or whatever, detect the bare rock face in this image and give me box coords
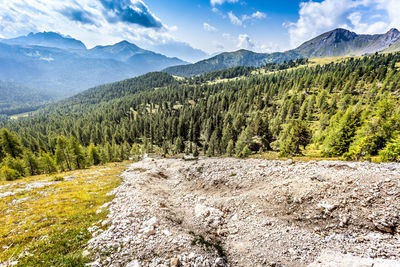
[86,158,400,266]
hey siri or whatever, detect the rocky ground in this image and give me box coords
[86,157,400,267]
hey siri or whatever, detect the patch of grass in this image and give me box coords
[182,157,199,162]
[133,168,147,173]
[309,56,350,65]
[9,112,33,120]
[252,150,342,162]
[189,231,225,257]
[0,161,130,266]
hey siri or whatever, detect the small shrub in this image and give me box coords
[193,146,199,157]
[51,176,65,182]
[237,145,251,158]
[133,168,147,173]
[379,136,400,162]
[3,156,27,177]
[189,231,225,257]
[1,166,22,181]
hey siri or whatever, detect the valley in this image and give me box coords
[0,7,400,265]
[3,52,400,165]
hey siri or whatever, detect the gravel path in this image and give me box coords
[87,157,400,266]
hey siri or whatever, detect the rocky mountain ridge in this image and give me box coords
[164,28,400,77]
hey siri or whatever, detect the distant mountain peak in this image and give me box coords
[113,40,140,50]
[384,28,400,39]
[2,31,86,50]
[386,28,400,34]
[28,31,63,38]
[321,28,358,43]
[116,40,133,45]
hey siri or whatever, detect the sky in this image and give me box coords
[0,0,399,62]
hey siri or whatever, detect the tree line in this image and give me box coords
[1,53,400,179]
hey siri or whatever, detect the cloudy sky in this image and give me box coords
[0,0,399,61]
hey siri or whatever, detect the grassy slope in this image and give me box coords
[382,41,400,53]
[208,56,351,85]
[0,161,130,266]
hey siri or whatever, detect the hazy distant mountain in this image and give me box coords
[87,41,146,61]
[0,32,186,102]
[1,32,86,50]
[150,41,209,63]
[165,28,400,77]
[87,41,184,70]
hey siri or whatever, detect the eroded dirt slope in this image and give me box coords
[87,158,400,267]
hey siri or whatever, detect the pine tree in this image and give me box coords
[55,136,72,171]
[238,145,251,158]
[323,106,362,156]
[88,143,101,165]
[174,136,185,154]
[226,139,235,156]
[221,123,234,153]
[40,152,57,174]
[69,137,86,169]
[0,128,23,158]
[279,120,311,156]
[235,127,252,156]
[3,156,26,177]
[23,150,40,176]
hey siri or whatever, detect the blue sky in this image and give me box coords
[0,0,399,62]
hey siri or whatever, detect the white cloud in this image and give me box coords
[378,0,400,28]
[229,10,266,26]
[237,34,254,50]
[203,22,217,32]
[212,7,219,13]
[236,34,280,53]
[0,0,191,51]
[222,33,232,39]
[243,11,267,21]
[287,0,400,48]
[228,11,242,26]
[210,0,238,6]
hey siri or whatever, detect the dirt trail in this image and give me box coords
[87,157,400,266]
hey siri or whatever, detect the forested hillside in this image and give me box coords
[1,53,400,179]
[0,81,53,115]
[163,49,302,77]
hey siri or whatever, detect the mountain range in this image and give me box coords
[1,28,400,115]
[0,32,186,99]
[164,28,400,77]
